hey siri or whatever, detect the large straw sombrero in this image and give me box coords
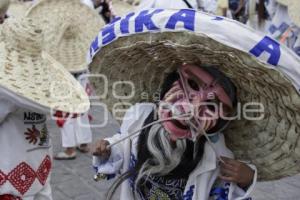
[26,0,104,73]
[276,0,300,27]
[113,0,137,16]
[0,18,89,114]
[7,0,33,18]
[88,9,300,180]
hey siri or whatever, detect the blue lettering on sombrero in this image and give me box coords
[102,23,117,45]
[249,36,281,66]
[102,17,122,45]
[89,9,282,69]
[165,9,195,31]
[89,9,197,57]
[90,36,99,56]
[135,9,164,32]
[120,12,135,34]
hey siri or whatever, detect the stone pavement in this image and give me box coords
[49,104,300,200]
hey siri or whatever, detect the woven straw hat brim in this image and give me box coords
[0,18,90,114]
[89,9,300,180]
[8,0,32,18]
[276,0,300,27]
[26,0,105,73]
[113,0,136,16]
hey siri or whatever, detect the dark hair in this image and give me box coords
[202,66,237,107]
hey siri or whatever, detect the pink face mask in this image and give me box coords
[158,64,233,141]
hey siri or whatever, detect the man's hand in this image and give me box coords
[219,156,255,188]
[92,139,111,160]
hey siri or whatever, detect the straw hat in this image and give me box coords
[276,0,300,27]
[0,17,90,114]
[0,0,10,14]
[7,0,33,18]
[26,0,104,73]
[88,9,300,180]
[113,0,137,16]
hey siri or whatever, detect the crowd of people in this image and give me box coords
[0,0,299,200]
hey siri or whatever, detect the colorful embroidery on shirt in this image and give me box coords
[139,176,187,200]
[36,155,52,185]
[7,162,36,195]
[24,125,40,145]
[24,124,49,146]
[0,170,6,186]
[148,188,170,200]
[0,156,52,195]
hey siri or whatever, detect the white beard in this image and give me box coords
[135,123,187,188]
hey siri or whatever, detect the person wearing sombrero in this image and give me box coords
[265,0,300,57]
[0,18,89,200]
[25,0,104,160]
[89,8,300,200]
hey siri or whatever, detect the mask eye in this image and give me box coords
[187,79,199,91]
[206,98,220,112]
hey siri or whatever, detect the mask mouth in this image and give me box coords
[172,119,189,130]
[159,104,192,140]
[159,100,219,141]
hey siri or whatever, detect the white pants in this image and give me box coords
[61,113,92,148]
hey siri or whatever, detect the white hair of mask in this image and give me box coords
[134,123,186,190]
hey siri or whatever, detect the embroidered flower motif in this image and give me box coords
[24,125,40,145]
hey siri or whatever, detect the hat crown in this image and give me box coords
[2,18,43,56]
[62,25,80,40]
